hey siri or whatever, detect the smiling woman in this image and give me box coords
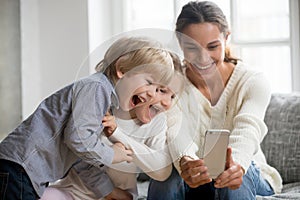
[147,1,283,200]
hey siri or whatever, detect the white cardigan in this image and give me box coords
[167,62,283,193]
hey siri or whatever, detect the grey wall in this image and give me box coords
[21,0,90,119]
[0,0,22,139]
[0,0,90,140]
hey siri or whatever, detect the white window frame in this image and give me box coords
[290,0,300,91]
[230,0,299,92]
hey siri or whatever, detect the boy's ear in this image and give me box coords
[116,66,124,79]
[115,56,125,78]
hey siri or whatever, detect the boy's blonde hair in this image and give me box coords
[95,36,175,86]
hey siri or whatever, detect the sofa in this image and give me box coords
[137,93,300,199]
[257,93,300,199]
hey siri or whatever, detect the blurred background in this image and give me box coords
[1,0,299,139]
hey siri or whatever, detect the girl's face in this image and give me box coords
[115,73,175,123]
[130,83,175,123]
[180,22,227,77]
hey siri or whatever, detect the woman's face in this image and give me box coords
[180,22,227,76]
[115,73,175,123]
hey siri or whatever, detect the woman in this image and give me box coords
[148,1,282,200]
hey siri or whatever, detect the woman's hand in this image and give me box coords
[105,187,133,200]
[180,156,212,188]
[214,147,244,190]
[102,111,117,137]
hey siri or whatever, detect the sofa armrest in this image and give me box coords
[261,93,300,184]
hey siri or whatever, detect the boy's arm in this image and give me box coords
[64,80,131,166]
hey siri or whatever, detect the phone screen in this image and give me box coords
[203,129,230,179]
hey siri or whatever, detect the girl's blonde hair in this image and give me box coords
[95,36,175,86]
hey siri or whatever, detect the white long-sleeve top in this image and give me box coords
[48,113,172,200]
[108,112,172,181]
[167,62,282,193]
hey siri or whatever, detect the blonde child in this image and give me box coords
[39,37,183,200]
[0,36,178,200]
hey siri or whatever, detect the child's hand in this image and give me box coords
[105,187,133,200]
[102,112,117,137]
[112,142,133,164]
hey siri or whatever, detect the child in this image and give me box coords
[0,36,179,199]
[39,40,183,200]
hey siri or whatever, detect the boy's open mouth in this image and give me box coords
[132,95,146,106]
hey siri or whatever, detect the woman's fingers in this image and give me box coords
[214,163,243,189]
[180,157,212,188]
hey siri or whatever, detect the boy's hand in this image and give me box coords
[112,142,133,164]
[102,112,117,137]
[105,187,133,200]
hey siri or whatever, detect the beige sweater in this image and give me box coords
[167,62,283,193]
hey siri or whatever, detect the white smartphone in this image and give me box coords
[202,129,230,179]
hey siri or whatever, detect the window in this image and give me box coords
[124,0,175,30]
[231,0,292,92]
[119,0,299,93]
